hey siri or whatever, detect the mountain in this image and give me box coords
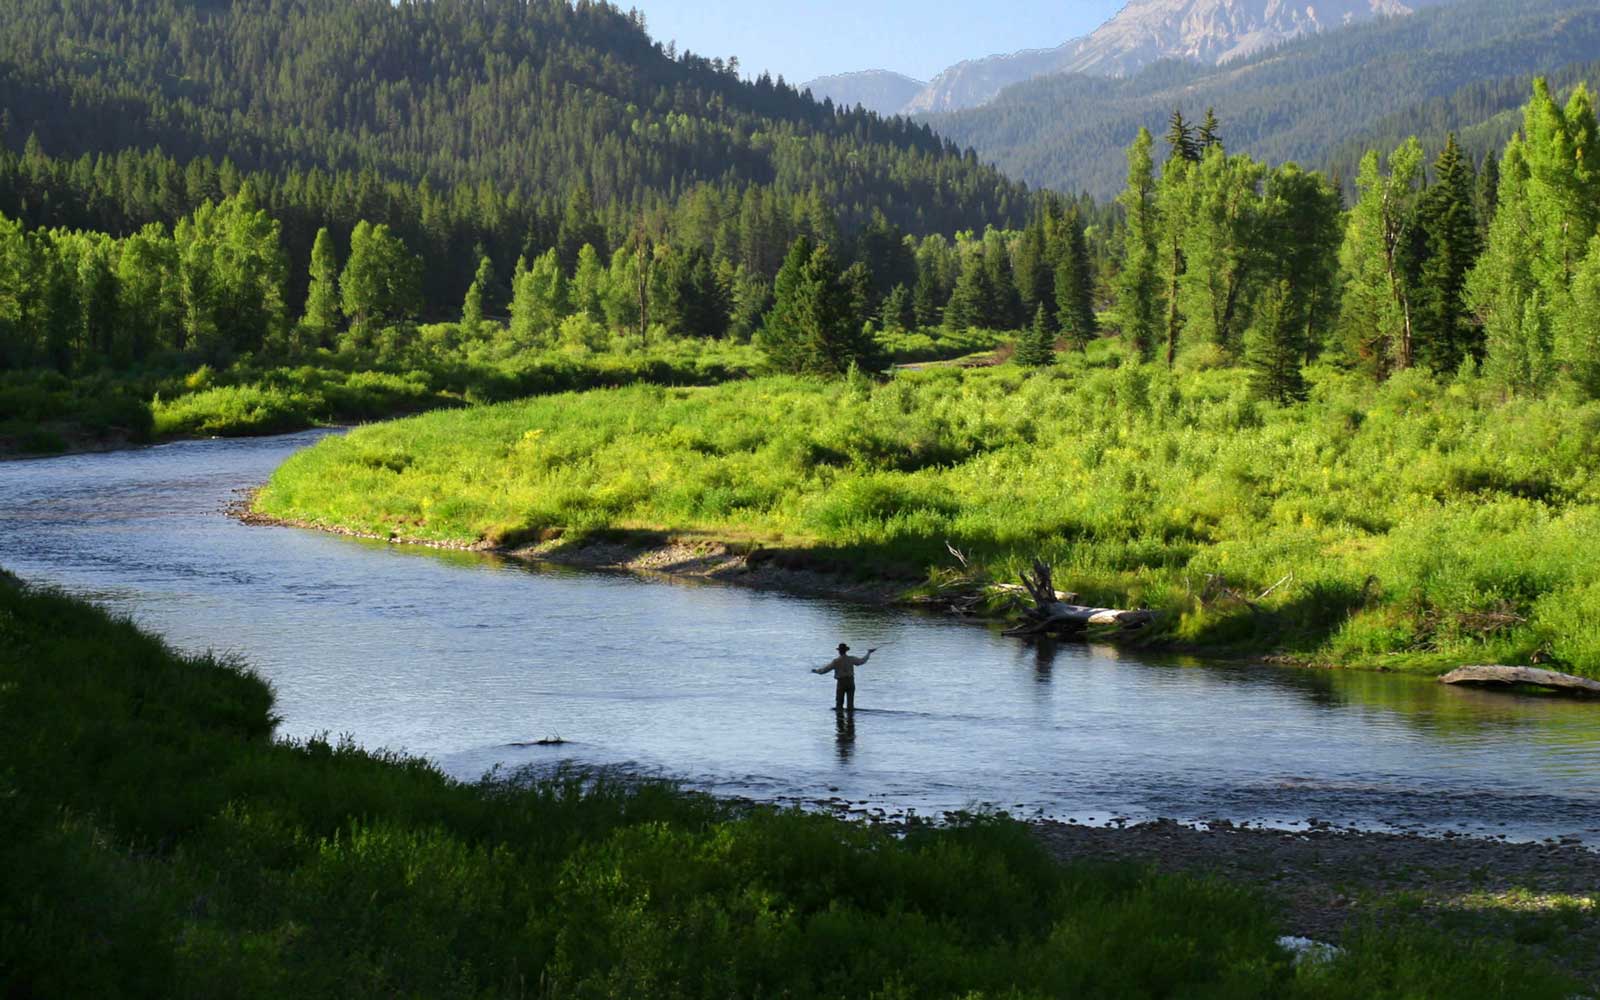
[925,0,1600,197]
[905,0,1452,115]
[802,70,925,117]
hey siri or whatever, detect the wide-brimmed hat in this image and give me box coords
[837,643,850,653]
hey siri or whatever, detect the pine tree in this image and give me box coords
[982,229,1024,330]
[877,283,911,333]
[1475,150,1499,244]
[1165,109,1199,163]
[1198,108,1222,153]
[1054,217,1098,351]
[758,237,873,375]
[944,249,991,332]
[1411,134,1481,373]
[1012,218,1054,323]
[1116,129,1161,360]
[1246,280,1307,403]
[1015,303,1056,368]
[301,227,341,345]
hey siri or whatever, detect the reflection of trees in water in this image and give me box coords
[1014,634,1599,755]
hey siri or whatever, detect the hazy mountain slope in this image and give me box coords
[802,70,925,116]
[925,0,1600,197]
[905,0,1453,114]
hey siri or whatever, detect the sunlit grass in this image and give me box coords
[259,356,1600,675]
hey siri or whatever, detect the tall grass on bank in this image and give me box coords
[4,321,1002,455]
[0,574,1576,997]
[257,357,1600,676]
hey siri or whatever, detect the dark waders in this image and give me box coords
[835,678,856,712]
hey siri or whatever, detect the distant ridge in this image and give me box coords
[924,0,1599,198]
[902,0,1454,115]
[801,70,925,118]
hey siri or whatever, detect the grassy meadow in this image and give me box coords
[0,572,1581,997]
[256,347,1600,677]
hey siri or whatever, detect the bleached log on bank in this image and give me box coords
[1004,559,1154,637]
[1439,665,1600,698]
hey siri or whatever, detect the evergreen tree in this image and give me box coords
[758,237,874,375]
[1198,108,1222,153]
[982,229,1025,330]
[1411,134,1482,373]
[1165,109,1199,164]
[1013,217,1054,323]
[1475,150,1500,244]
[880,283,913,333]
[1054,217,1098,351]
[301,227,340,345]
[1116,129,1161,360]
[1246,280,1308,403]
[1015,303,1056,368]
[944,251,991,332]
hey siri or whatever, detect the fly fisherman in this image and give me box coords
[813,643,876,712]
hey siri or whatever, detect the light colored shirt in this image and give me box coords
[817,652,870,682]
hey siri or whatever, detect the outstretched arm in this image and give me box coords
[812,663,835,675]
[852,648,878,666]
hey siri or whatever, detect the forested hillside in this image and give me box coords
[0,0,1029,314]
[926,0,1600,198]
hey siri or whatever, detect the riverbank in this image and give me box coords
[252,360,1600,679]
[1,572,1587,996]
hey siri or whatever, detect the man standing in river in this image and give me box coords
[813,643,876,712]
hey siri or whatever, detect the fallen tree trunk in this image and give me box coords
[1004,559,1154,637]
[1439,665,1600,698]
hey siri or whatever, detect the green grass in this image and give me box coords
[5,321,1002,454]
[257,354,1600,676]
[0,574,1578,997]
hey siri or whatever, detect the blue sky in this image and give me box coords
[628,1,1126,84]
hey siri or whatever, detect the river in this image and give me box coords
[3,432,1598,843]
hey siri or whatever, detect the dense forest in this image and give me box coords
[925,0,1600,199]
[0,0,1031,318]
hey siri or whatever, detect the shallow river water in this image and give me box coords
[4,432,1599,843]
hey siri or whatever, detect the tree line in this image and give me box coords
[0,0,1030,317]
[1108,80,1600,404]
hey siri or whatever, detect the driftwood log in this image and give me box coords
[1439,665,1600,698]
[1004,559,1154,638]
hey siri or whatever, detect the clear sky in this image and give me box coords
[628,1,1126,85]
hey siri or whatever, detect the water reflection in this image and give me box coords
[834,709,856,763]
